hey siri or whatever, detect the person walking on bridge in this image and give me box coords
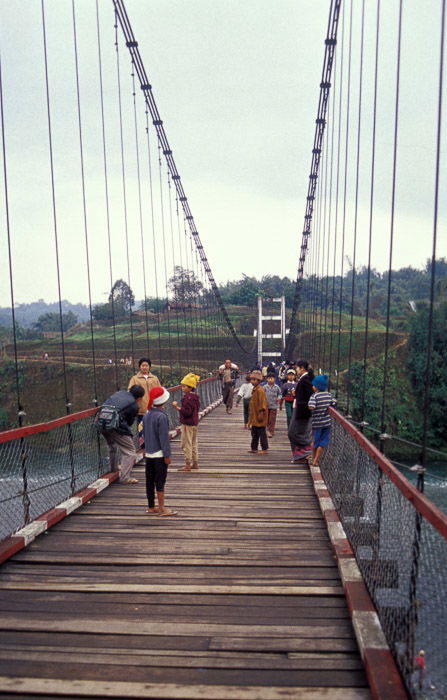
[218,359,239,414]
[247,370,269,454]
[128,357,161,450]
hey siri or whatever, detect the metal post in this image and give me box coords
[281,295,286,357]
[257,296,263,365]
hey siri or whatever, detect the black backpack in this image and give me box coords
[95,404,122,433]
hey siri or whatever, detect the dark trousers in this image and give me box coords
[222,383,234,410]
[145,457,168,508]
[251,426,268,451]
[243,398,251,425]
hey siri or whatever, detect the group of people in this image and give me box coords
[223,358,336,466]
[96,355,336,519]
[97,357,201,517]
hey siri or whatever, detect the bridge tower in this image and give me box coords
[256,296,286,366]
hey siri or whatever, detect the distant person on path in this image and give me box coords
[288,359,314,463]
[143,386,177,517]
[172,373,201,472]
[128,357,161,450]
[263,372,282,438]
[97,385,145,484]
[235,373,253,429]
[218,359,239,414]
[280,368,297,427]
[414,650,426,690]
[308,374,337,467]
[247,369,268,454]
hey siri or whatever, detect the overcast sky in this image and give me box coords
[0,0,446,306]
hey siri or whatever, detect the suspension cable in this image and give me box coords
[112,0,249,355]
[114,10,136,373]
[380,0,404,448]
[41,0,71,415]
[286,0,342,360]
[95,0,119,386]
[71,0,99,406]
[421,0,446,478]
[360,0,381,422]
[346,0,366,415]
[131,61,151,358]
[0,53,24,425]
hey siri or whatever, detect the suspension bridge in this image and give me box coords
[1,1,446,698]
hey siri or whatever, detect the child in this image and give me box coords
[143,385,177,516]
[263,372,282,437]
[247,370,269,453]
[235,373,253,429]
[308,374,337,467]
[172,373,201,471]
[280,368,297,428]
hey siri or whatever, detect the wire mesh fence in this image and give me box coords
[0,377,222,543]
[322,410,447,699]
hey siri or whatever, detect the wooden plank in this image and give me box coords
[0,677,371,699]
[0,405,369,697]
[0,583,344,594]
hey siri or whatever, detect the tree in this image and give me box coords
[168,266,203,304]
[33,311,78,333]
[109,279,135,317]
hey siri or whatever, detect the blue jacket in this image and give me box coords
[142,407,171,457]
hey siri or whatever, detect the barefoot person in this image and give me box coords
[143,386,177,517]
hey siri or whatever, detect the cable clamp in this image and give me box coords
[18,410,26,417]
[66,402,72,408]
[379,433,391,441]
[360,421,369,427]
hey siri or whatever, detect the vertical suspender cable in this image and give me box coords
[0,51,30,520]
[380,0,403,451]
[329,1,345,391]
[167,170,183,372]
[157,148,174,380]
[0,53,24,426]
[323,52,338,373]
[175,194,191,368]
[361,0,381,424]
[144,108,164,381]
[336,0,353,401]
[71,0,99,406]
[420,0,446,488]
[346,0,366,416]
[96,0,119,387]
[41,0,71,416]
[131,64,151,358]
[114,11,136,372]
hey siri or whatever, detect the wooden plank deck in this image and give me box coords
[0,404,370,699]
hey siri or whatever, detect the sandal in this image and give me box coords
[158,509,178,517]
[121,477,138,484]
[146,508,159,515]
[178,466,192,471]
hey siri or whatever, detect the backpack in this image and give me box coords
[95,404,122,433]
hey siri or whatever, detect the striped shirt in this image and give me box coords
[308,391,336,428]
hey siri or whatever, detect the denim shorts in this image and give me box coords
[313,426,331,448]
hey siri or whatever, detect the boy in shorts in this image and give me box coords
[308,375,337,466]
